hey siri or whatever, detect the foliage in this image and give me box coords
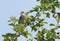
[2,0,60,41]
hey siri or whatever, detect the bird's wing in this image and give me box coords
[18,16,21,24]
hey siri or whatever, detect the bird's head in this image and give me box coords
[20,11,26,17]
[21,11,24,13]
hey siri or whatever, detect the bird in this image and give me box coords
[18,11,27,24]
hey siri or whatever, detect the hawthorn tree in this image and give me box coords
[2,0,60,41]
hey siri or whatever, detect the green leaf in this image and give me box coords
[8,16,18,23]
[14,24,24,33]
[58,15,60,21]
[54,2,60,8]
[37,0,40,1]
[30,16,35,21]
[22,31,29,38]
[33,5,40,12]
[49,23,55,26]
[41,3,47,10]
[29,10,34,13]
[58,25,60,28]
[2,33,17,41]
[28,33,32,37]
[51,5,55,13]
[46,12,50,18]
[51,9,55,13]
[42,28,47,34]
[33,26,38,31]
[32,25,39,31]
[44,22,48,24]
[9,23,15,26]
[36,13,41,17]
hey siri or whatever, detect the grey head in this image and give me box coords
[21,11,25,15]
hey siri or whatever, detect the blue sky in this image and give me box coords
[0,0,60,41]
[0,0,38,41]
